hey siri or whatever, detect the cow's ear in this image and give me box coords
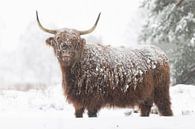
[46,37,55,46]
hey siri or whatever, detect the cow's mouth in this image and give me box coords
[61,54,71,62]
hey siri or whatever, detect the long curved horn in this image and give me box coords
[36,11,57,34]
[79,12,101,35]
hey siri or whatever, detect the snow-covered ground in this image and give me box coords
[1,0,194,128]
[0,84,195,129]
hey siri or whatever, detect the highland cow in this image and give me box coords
[36,11,173,117]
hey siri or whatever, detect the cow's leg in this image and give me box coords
[139,98,153,116]
[154,86,173,116]
[88,109,98,117]
[75,107,85,118]
[153,63,173,116]
[73,103,85,118]
[87,107,99,117]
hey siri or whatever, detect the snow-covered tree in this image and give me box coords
[139,0,195,84]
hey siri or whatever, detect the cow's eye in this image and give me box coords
[56,36,62,43]
[61,44,69,49]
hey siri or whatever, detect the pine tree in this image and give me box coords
[140,0,195,84]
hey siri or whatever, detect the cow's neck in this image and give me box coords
[58,46,84,89]
[59,62,72,90]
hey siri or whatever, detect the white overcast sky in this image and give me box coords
[0,0,143,49]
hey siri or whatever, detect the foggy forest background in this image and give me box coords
[0,0,195,91]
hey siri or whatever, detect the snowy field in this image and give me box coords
[0,84,195,129]
[0,0,195,128]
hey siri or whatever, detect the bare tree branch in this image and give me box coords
[176,0,184,7]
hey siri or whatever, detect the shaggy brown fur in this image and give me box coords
[45,31,173,117]
[37,12,173,117]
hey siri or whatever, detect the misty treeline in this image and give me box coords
[0,22,60,90]
[0,21,102,90]
[0,0,195,90]
[139,0,195,85]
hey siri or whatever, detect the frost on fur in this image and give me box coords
[37,11,173,117]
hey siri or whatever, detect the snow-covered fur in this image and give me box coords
[45,29,173,117]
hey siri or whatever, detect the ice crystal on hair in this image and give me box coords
[69,43,168,94]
